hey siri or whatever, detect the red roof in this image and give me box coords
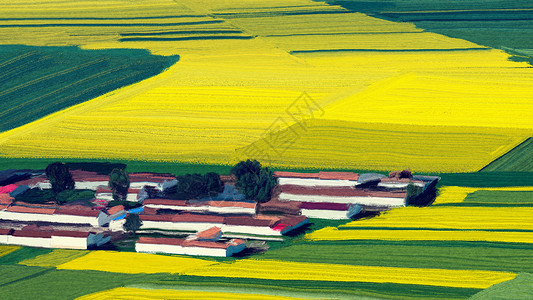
[12,229,52,238]
[196,226,222,240]
[7,206,55,215]
[274,171,319,179]
[0,228,13,235]
[143,199,187,206]
[277,215,308,227]
[142,207,159,215]
[171,214,224,223]
[139,214,173,222]
[107,205,125,215]
[224,216,273,227]
[274,171,359,181]
[52,231,90,238]
[54,208,100,217]
[318,171,359,181]
[0,193,14,205]
[207,201,256,209]
[138,236,184,246]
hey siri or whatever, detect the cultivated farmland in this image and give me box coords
[0,0,531,172]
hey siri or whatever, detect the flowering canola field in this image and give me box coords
[0,0,531,171]
[306,227,533,244]
[78,287,304,300]
[182,259,516,289]
[339,207,533,230]
[56,250,216,274]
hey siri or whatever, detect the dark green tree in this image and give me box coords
[123,214,142,235]
[233,161,277,213]
[45,162,75,205]
[204,172,225,197]
[108,168,130,202]
[175,173,206,199]
[231,159,261,180]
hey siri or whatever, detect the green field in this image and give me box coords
[258,241,533,273]
[327,0,533,63]
[0,44,177,132]
[458,190,533,207]
[481,138,533,172]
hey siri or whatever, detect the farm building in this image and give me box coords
[278,185,407,207]
[299,202,362,220]
[0,205,110,227]
[0,227,109,249]
[143,199,256,215]
[135,236,246,257]
[222,215,308,237]
[139,213,225,232]
[274,171,359,187]
[51,230,110,249]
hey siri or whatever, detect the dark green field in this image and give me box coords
[326,0,533,64]
[481,138,533,172]
[0,45,177,132]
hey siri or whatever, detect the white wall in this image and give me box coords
[141,221,224,232]
[300,209,349,219]
[279,193,405,206]
[221,225,281,236]
[75,181,108,190]
[278,178,357,187]
[9,236,51,248]
[378,182,425,189]
[136,242,228,257]
[109,219,126,231]
[0,234,9,244]
[0,211,56,223]
[207,206,255,215]
[50,236,87,250]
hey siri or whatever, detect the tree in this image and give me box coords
[108,168,130,202]
[45,162,75,205]
[204,172,224,197]
[233,161,278,213]
[231,159,261,180]
[175,173,206,199]
[123,214,142,235]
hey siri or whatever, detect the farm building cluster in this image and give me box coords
[0,165,438,257]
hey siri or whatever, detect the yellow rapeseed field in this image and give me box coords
[339,207,533,230]
[236,118,530,172]
[19,249,89,267]
[0,0,532,171]
[305,227,533,244]
[183,259,516,289]
[77,287,304,300]
[434,186,533,204]
[0,245,20,258]
[56,251,215,274]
